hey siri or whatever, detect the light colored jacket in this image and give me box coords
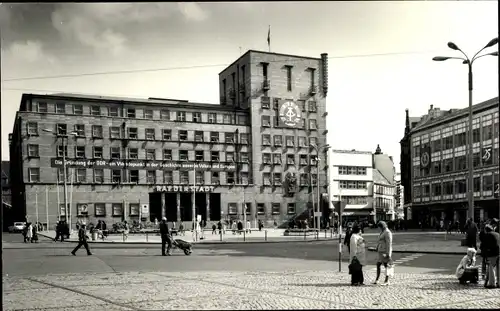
[376,228,393,257]
[27,225,33,238]
[456,254,476,279]
[349,233,367,266]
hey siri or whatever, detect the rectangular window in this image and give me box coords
[129,170,139,183]
[91,106,101,116]
[162,129,172,140]
[146,171,156,184]
[128,148,139,159]
[75,146,86,158]
[195,131,204,142]
[210,132,219,142]
[180,171,189,184]
[262,153,271,164]
[223,114,234,124]
[128,128,138,139]
[474,177,481,192]
[240,133,249,144]
[195,171,204,184]
[144,109,153,119]
[286,154,295,165]
[225,133,235,143]
[309,137,318,146]
[226,152,234,162]
[92,125,103,138]
[483,175,493,191]
[257,203,265,215]
[56,124,67,135]
[240,152,249,163]
[176,111,186,122]
[208,113,216,123]
[308,119,317,130]
[112,203,123,216]
[262,134,271,146]
[145,128,155,140]
[273,135,282,147]
[73,105,83,115]
[211,151,219,162]
[57,168,69,182]
[129,204,140,216]
[56,103,66,114]
[76,168,86,182]
[27,144,39,157]
[160,109,170,120]
[111,170,122,183]
[179,150,188,161]
[73,124,85,137]
[228,203,238,215]
[262,116,271,127]
[93,147,103,159]
[308,101,317,112]
[109,107,120,117]
[57,145,68,158]
[179,130,188,141]
[227,172,235,184]
[110,147,120,159]
[263,173,271,185]
[76,203,89,216]
[38,102,48,113]
[163,171,173,184]
[163,149,172,160]
[192,112,202,123]
[273,173,282,185]
[299,155,308,166]
[241,172,249,185]
[95,203,106,216]
[483,124,493,141]
[110,126,121,139]
[146,149,156,160]
[285,66,292,91]
[211,172,219,184]
[272,203,281,215]
[27,122,39,135]
[273,153,281,164]
[261,96,270,109]
[286,136,294,147]
[94,169,104,183]
[127,108,136,118]
[195,150,204,161]
[28,168,40,182]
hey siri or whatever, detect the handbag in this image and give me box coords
[349,257,362,274]
[386,260,395,277]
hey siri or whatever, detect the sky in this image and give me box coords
[1,1,498,168]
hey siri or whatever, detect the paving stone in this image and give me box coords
[2,277,52,292]
[30,271,168,287]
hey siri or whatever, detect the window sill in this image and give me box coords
[112,215,124,217]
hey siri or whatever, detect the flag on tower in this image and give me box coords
[267,25,271,52]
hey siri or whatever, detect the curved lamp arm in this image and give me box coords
[472,51,499,64]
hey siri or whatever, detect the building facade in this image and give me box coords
[394,173,405,220]
[2,160,14,231]
[9,50,329,230]
[400,97,499,227]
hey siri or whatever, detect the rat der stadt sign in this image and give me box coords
[153,185,215,193]
[50,158,236,171]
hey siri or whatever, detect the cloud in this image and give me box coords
[3,40,56,64]
[177,3,209,22]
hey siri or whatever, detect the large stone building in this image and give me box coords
[400,97,499,227]
[9,50,329,230]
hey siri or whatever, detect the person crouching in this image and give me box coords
[456,248,479,285]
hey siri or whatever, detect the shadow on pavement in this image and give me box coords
[409,281,485,291]
[291,283,352,288]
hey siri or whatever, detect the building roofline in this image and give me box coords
[19,93,248,112]
[331,149,372,155]
[218,50,322,75]
[410,97,498,135]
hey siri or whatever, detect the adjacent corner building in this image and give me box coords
[9,50,330,230]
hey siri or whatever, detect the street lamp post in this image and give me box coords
[433,38,498,221]
[43,128,77,228]
[310,144,331,231]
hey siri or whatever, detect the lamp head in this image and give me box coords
[432,56,451,61]
[489,51,499,56]
[485,37,498,48]
[447,42,459,51]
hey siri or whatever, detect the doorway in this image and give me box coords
[195,193,206,221]
[180,193,192,222]
[165,193,177,222]
[149,192,162,222]
[209,193,221,221]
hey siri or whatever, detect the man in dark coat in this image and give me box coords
[71,224,92,256]
[481,224,499,288]
[466,218,478,250]
[160,217,172,256]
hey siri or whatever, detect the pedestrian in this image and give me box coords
[123,221,130,242]
[212,223,217,235]
[217,221,222,235]
[159,217,172,256]
[481,224,499,288]
[71,224,92,256]
[237,220,243,234]
[349,224,366,286]
[246,220,251,233]
[456,248,479,285]
[479,223,488,280]
[373,221,393,286]
[179,222,184,236]
[466,218,478,250]
[344,223,353,254]
[31,223,39,243]
[26,222,33,242]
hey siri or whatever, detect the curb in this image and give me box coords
[367,246,469,256]
[38,233,335,245]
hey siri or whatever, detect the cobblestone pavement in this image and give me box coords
[3,270,500,310]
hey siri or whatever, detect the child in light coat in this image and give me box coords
[456,248,479,284]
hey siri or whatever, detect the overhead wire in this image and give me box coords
[1,50,440,83]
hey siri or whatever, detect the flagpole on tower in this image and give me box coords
[267,25,271,52]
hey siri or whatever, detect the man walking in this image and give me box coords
[160,217,172,256]
[482,224,499,288]
[71,224,92,256]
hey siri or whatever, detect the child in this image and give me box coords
[456,248,479,285]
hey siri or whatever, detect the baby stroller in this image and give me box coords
[171,238,193,255]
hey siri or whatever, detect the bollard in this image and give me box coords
[265,230,268,241]
[304,229,306,240]
[316,230,319,240]
[122,233,125,242]
[243,230,246,242]
[324,229,327,239]
[146,232,149,243]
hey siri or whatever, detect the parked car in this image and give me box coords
[8,222,26,233]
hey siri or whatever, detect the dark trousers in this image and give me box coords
[351,267,364,285]
[72,241,91,255]
[161,235,172,255]
[459,268,478,284]
[54,231,64,242]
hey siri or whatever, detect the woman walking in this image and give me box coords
[373,221,393,286]
[349,225,366,286]
[26,223,33,243]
